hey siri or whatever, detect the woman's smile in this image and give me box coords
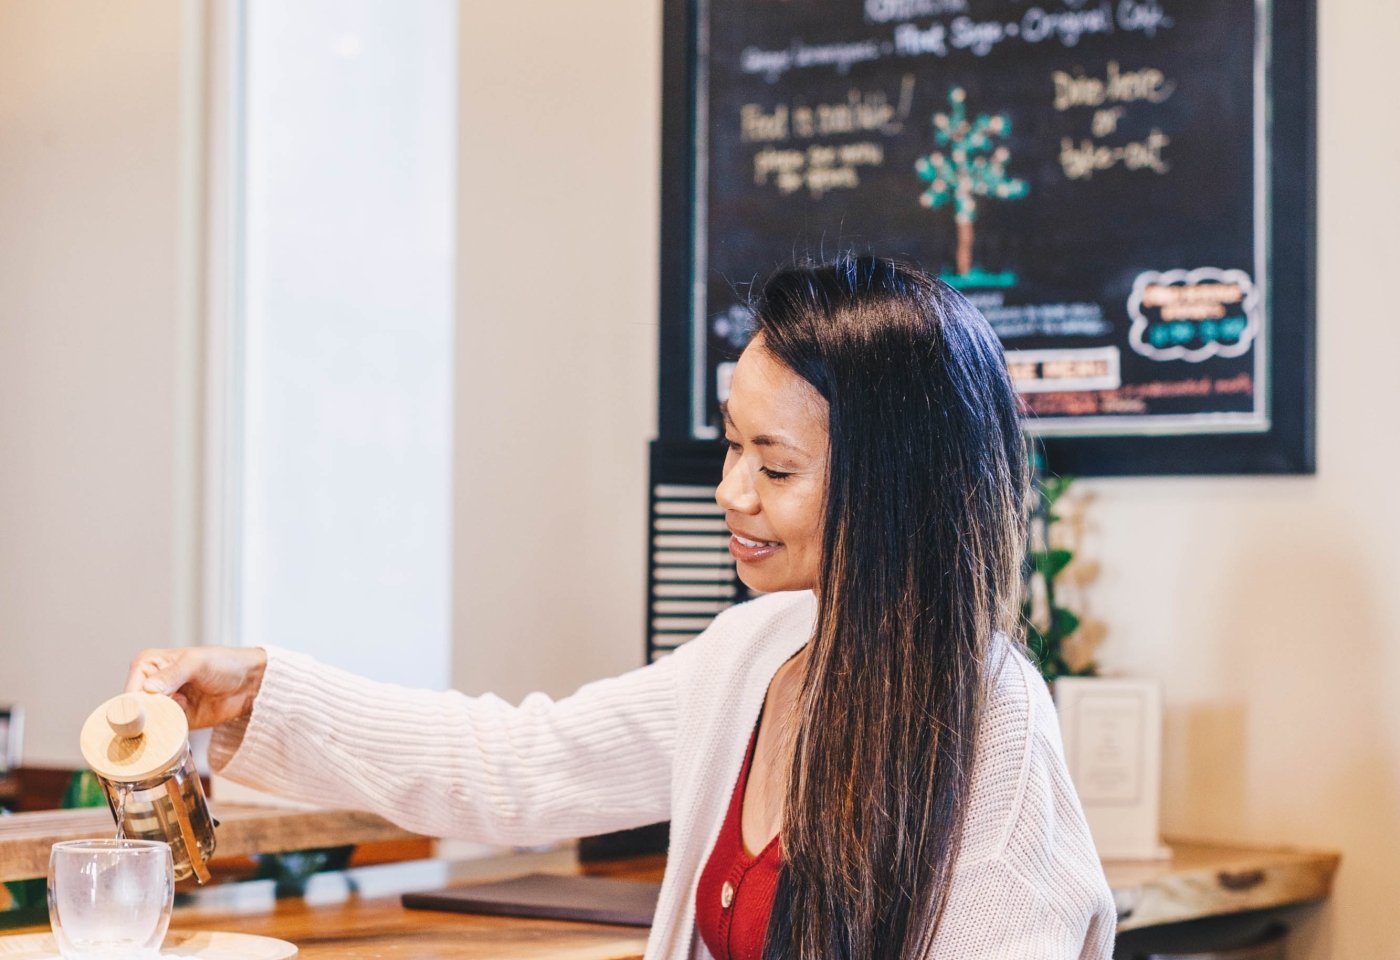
[727,528,784,563]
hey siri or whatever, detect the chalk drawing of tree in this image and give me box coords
[916,87,1028,280]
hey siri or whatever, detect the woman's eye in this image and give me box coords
[760,467,793,481]
[722,436,741,452]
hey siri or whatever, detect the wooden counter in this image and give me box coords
[0,812,1339,953]
[1106,837,1339,932]
[3,843,1338,954]
[181,852,661,959]
[1,849,657,960]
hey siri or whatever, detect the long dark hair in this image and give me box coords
[755,256,1028,960]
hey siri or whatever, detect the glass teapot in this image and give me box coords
[79,692,216,883]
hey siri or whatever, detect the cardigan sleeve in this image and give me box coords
[924,648,1117,959]
[208,646,680,846]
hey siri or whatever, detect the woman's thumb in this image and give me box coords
[125,652,191,697]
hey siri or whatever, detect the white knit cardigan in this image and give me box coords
[211,590,1116,960]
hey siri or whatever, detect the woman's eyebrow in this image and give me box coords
[753,433,806,453]
[718,402,808,456]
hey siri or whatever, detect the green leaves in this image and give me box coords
[1024,606,1081,683]
[253,845,354,898]
[1051,607,1080,639]
[1031,548,1073,582]
[1040,474,1074,512]
[60,770,106,810]
[1021,452,1097,683]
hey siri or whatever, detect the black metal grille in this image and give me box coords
[645,441,749,662]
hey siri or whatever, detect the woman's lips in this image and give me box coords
[728,532,782,563]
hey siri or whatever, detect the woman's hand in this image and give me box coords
[124,647,268,730]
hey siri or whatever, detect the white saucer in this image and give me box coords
[0,931,297,958]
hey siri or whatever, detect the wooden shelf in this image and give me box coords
[1105,836,1340,931]
[0,802,421,883]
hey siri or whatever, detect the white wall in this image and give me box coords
[0,0,198,765]
[450,0,660,702]
[1,0,1395,956]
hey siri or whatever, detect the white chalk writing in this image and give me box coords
[1052,62,1176,111]
[864,0,968,24]
[1059,131,1171,179]
[740,39,882,82]
[1021,4,1115,47]
[753,141,885,198]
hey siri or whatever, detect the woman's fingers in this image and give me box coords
[124,650,179,695]
[123,647,266,729]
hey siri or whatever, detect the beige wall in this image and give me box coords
[0,0,198,764]
[450,0,661,703]
[1,0,1395,956]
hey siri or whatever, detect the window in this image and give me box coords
[209,1,458,689]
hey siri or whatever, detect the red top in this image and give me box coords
[695,727,783,960]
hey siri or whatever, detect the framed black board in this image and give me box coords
[659,0,1315,475]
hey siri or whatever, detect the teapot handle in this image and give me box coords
[166,777,212,884]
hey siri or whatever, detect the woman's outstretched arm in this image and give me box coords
[126,645,680,847]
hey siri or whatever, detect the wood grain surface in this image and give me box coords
[0,831,1337,952]
[0,930,298,959]
[0,855,663,960]
[174,900,649,960]
[1104,837,1340,931]
[0,803,420,882]
[1,905,649,960]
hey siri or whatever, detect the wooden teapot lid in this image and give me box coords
[80,692,189,782]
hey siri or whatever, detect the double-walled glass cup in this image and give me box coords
[48,839,173,959]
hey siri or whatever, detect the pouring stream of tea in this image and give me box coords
[114,783,130,841]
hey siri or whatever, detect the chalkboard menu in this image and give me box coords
[659,0,1315,475]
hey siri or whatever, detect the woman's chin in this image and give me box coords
[734,564,813,596]
[734,563,774,594]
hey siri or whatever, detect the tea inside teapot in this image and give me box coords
[79,692,217,883]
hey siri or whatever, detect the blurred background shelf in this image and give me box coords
[0,802,427,883]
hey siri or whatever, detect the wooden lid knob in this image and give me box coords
[106,694,147,739]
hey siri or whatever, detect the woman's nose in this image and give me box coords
[715,463,759,514]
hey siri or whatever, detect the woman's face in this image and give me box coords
[716,339,829,594]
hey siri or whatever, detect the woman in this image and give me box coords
[127,257,1115,959]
